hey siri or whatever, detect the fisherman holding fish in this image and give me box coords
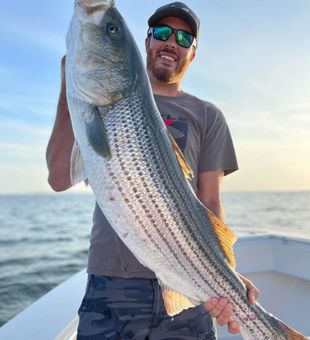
[47,1,260,339]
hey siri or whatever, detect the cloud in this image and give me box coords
[0,162,49,193]
[0,13,65,54]
[0,92,56,121]
[0,64,58,124]
[0,140,45,159]
[0,117,52,168]
[0,115,51,137]
[0,162,91,194]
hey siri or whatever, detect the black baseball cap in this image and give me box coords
[148,2,200,38]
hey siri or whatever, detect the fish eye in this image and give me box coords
[107,22,121,36]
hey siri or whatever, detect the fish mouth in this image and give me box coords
[76,0,115,22]
[77,0,115,8]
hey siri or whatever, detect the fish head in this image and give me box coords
[66,0,148,107]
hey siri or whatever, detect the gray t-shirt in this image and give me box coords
[87,93,238,278]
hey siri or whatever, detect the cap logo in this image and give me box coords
[170,4,190,13]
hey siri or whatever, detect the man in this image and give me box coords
[46,2,258,339]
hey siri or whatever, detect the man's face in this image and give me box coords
[145,16,196,84]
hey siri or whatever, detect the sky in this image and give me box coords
[0,0,309,194]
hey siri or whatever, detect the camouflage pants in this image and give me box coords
[77,275,217,340]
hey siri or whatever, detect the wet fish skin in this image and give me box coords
[65,1,307,339]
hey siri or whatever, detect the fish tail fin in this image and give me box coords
[255,303,308,340]
[280,321,308,340]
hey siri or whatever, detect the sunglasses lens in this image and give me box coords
[152,26,194,48]
[176,31,193,48]
[153,26,172,41]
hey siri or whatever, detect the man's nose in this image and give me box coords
[165,33,177,48]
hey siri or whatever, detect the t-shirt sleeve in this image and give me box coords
[198,105,238,175]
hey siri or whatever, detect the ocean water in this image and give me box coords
[0,191,309,326]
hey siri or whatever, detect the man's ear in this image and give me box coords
[145,36,150,52]
[190,49,196,62]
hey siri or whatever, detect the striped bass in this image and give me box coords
[65,1,307,339]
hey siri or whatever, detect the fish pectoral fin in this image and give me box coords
[161,285,195,316]
[168,133,193,181]
[70,140,87,185]
[86,106,112,159]
[206,208,237,269]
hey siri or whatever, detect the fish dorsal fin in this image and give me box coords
[168,133,193,181]
[161,285,196,316]
[168,131,236,268]
[206,207,237,269]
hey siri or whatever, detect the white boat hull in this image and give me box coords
[217,234,310,339]
[0,234,309,339]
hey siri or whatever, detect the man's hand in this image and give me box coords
[203,274,260,334]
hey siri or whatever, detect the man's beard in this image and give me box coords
[147,48,188,83]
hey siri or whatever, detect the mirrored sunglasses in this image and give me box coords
[148,25,195,48]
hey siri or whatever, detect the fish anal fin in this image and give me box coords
[161,287,195,316]
[168,133,193,181]
[206,208,237,269]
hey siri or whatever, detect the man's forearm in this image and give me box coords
[205,200,226,223]
[46,78,75,191]
[197,171,226,222]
